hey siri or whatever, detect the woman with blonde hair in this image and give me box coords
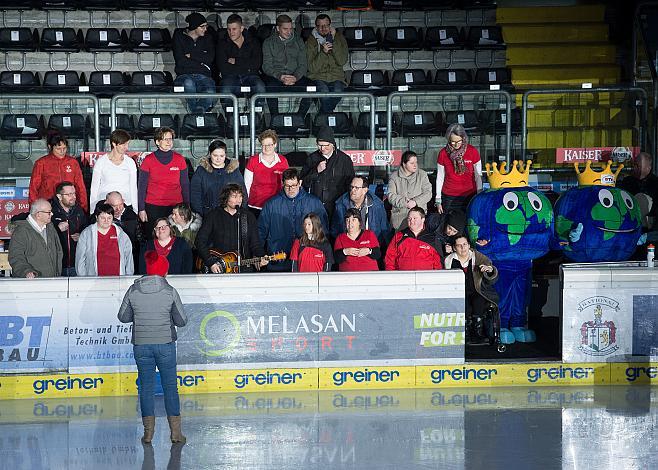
[244,129,289,217]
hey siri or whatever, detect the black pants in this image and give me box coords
[442,193,474,215]
[263,75,313,115]
[144,203,175,239]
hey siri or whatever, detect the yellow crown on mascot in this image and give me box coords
[574,161,623,187]
[485,160,531,189]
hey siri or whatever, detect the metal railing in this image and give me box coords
[521,87,649,160]
[110,92,240,158]
[248,91,377,155]
[385,89,514,163]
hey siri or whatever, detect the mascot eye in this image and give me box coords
[621,191,634,210]
[598,189,614,208]
[502,192,519,211]
[527,192,543,212]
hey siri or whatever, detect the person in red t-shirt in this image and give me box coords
[244,129,289,217]
[290,212,333,272]
[333,208,380,271]
[29,132,88,213]
[138,127,190,238]
[435,123,483,214]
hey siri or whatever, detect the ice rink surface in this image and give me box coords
[1,386,656,470]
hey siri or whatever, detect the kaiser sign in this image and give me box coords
[344,150,402,167]
[556,147,640,164]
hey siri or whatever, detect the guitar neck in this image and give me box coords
[239,256,264,267]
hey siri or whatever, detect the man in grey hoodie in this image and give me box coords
[262,14,312,115]
[117,251,188,445]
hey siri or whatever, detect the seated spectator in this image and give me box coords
[385,207,442,271]
[9,198,62,278]
[90,129,138,210]
[387,150,432,230]
[51,181,88,276]
[259,168,327,271]
[29,132,88,213]
[140,217,193,275]
[217,14,265,111]
[190,139,246,217]
[306,13,348,113]
[172,12,216,113]
[333,208,380,271]
[262,14,312,115]
[244,129,289,216]
[426,209,466,258]
[105,191,141,272]
[76,204,134,276]
[168,203,202,249]
[290,212,333,272]
[444,234,499,345]
[331,175,389,243]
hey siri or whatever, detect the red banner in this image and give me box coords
[555,147,640,164]
[344,150,402,167]
[0,187,30,238]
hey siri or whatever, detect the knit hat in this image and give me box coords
[186,12,208,31]
[145,250,169,277]
[315,126,336,147]
[445,209,466,235]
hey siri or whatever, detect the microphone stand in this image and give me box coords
[236,207,241,274]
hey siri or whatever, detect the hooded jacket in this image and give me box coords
[262,31,308,80]
[75,223,134,276]
[168,212,203,249]
[258,188,328,270]
[445,249,499,304]
[387,166,433,230]
[172,28,215,77]
[331,190,389,240]
[190,157,246,216]
[29,154,88,213]
[117,275,187,345]
[9,219,63,278]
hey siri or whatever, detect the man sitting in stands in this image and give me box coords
[385,207,442,271]
[9,198,63,278]
[51,181,87,276]
[196,184,267,273]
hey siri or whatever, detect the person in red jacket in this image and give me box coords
[385,207,442,271]
[29,132,88,213]
[138,127,190,238]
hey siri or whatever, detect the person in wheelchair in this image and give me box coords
[444,234,499,345]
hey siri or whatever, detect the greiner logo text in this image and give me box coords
[332,369,400,387]
[526,366,594,383]
[234,371,303,389]
[430,367,497,384]
[625,366,658,382]
[33,376,103,395]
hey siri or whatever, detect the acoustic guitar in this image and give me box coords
[196,249,287,274]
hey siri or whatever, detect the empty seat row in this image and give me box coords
[0,109,521,144]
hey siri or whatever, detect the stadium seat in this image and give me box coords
[354,111,392,139]
[94,114,136,140]
[47,114,89,140]
[0,114,44,141]
[434,69,472,88]
[205,0,249,11]
[289,0,332,9]
[480,108,522,134]
[164,0,206,10]
[269,113,311,138]
[0,27,38,52]
[474,67,512,87]
[424,26,464,50]
[85,28,126,53]
[467,26,505,50]
[42,70,83,92]
[348,70,388,94]
[180,113,226,139]
[399,111,438,137]
[41,0,80,10]
[124,0,163,9]
[127,28,171,53]
[390,69,432,89]
[300,27,314,42]
[82,0,122,10]
[334,0,371,8]
[341,27,379,51]
[40,28,83,53]
[136,114,179,140]
[312,112,354,137]
[441,110,481,134]
[250,24,275,44]
[0,0,37,8]
[128,71,173,93]
[0,71,41,93]
[284,150,309,167]
[225,112,265,138]
[250,0,291,10]
[381,27,422,51]
[88,71,129,98]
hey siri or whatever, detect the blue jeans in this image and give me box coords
[219,74,266,110]
[134,342,180,417]
[174,73,216,113]
[315,79,346,113]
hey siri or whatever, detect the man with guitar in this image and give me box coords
[196,184,269,273]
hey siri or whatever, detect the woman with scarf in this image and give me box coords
[139,217,193,275]
[435,124,482,214]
